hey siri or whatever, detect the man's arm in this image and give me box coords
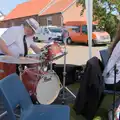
[103,41,120,76]
[30,44,41,54]
[0,38,13,56]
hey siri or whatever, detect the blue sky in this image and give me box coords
[0,0,27,15]
[0,0,118,16]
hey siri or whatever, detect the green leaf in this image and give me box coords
[76,0,120,39]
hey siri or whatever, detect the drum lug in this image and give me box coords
[36,101,39,104]
[34,93,37,97]
[29,91,33,96]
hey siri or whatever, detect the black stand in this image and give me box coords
[59,39,76,105]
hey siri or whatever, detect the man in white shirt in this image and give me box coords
[0,18,41,57]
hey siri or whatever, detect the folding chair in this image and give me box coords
[0,73,70,120]
[99,49,109,68]
[99,49,120,95]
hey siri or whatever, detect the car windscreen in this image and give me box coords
[48,27,62,33]
[92,25,104,32]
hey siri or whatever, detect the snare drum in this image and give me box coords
[22,68,61,104]
[26,54,48,71]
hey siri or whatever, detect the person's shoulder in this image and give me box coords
[9,26,23,31]
[115,41,120,49]
[8,26,24,35]
[117,41,120,45]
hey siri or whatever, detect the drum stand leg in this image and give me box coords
[0,109,20,119]
[18,65,23,81]
[50,61,53,72]
[60,39,76,104]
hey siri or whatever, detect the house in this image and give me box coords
[0,11,5,21]
[0,0,86,28]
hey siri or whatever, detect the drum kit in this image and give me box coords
[0,40,76,105]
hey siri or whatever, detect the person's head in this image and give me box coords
[23,18,39,36]
[109,24,120,55]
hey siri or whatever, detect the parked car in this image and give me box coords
[34,26,64,42]
[64,21,111,46]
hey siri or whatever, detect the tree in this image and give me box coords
[76,0,120,40]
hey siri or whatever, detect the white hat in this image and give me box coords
[26,18,39,32]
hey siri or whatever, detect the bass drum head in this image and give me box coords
[36,72,61,104]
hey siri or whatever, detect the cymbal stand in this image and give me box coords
[60,38,76,104]
[18,64,23,81]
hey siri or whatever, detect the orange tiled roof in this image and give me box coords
[4,0,51,20]
[39,0,75,15]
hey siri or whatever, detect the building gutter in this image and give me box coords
[61,0,77,14]
[38,0,56,16]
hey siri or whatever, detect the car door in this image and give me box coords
[68,26,81,42]
[43,27,50,41]
[80,25,88,43]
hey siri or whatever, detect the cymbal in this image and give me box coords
[0,56,40,64]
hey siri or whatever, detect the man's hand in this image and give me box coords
[30,44,41,54]
[0,38,13,56]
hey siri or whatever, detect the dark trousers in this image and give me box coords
[16,64,26,76]
[105,81,120,91]
[16,64,20,75]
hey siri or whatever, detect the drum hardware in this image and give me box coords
[18,65,24,81]
[21,42,64,105]
[2,41,66,105]
[59,38,76,104]
[0,69,4,73]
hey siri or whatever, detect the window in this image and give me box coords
[44,28,49,34]
[82,25,87,34]
[11,22,15,26]
[48,27,62,33]
[65,26,80,33]
[47,16,52,26]
[36,27,42,34]
[92,25,104,32]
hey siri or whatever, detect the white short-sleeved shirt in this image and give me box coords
[103,41,120,84]
[0,25,36,57]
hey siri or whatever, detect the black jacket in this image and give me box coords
[74,56,104,120]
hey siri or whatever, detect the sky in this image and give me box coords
[0,0,118,16]
[0,0,27,15]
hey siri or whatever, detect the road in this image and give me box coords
[30,43,108,65]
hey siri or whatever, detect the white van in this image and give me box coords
[34,26,63,42]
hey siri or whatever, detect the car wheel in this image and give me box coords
[87,40,95,47]
[67,38,72,45]
[92,40,95,47]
